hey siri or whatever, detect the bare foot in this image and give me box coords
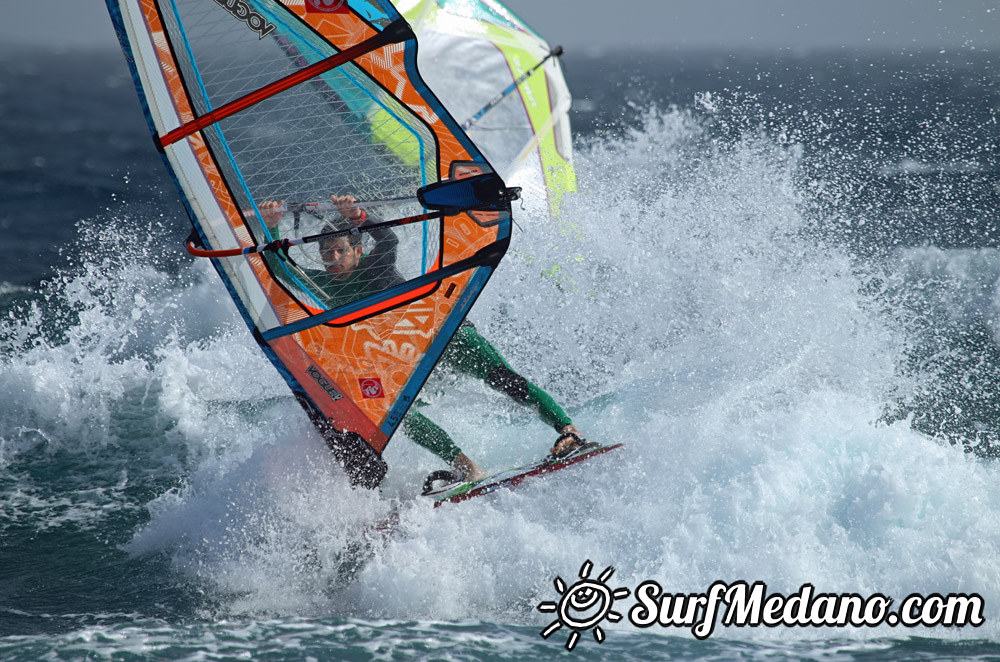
[550,424,586,456]
[452,452,488,482]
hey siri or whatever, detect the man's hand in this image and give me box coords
[332,194,365,225]
[260,199,284,229]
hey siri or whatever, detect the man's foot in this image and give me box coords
[453,452,488,482]
[549,424,588,457]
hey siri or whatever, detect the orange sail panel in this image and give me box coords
[106,0,515,486]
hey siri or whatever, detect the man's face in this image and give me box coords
[320,237,363,280]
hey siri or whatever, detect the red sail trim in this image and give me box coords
[267,334,387,449]
[326,282,438,326]
[157,17,413,149]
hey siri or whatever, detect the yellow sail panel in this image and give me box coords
[397,0,576,218]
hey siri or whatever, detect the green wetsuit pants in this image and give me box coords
[401,322,572,464]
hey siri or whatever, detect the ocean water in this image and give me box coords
[2,41,1000,660]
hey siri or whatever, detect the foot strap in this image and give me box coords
[550,431,592,459]
[422,470,461,495]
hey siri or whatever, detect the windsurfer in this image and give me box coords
[261,197,588,483]
[262,195,401,309]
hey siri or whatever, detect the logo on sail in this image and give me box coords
[359,378,385,399]
[306,365,344,401]
[214,0,276,39]
[305,0,349,13]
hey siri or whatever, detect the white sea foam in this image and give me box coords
[0,281,32,296]
[3,106,999,644]
[889,246,1000,341]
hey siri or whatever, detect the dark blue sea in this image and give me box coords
[3,39,1000,660]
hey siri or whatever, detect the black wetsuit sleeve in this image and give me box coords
[362,212,405,289]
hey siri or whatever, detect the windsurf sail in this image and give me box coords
[106,0,518,487]
[395,0,576,218]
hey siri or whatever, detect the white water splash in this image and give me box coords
[3,107,999,644]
